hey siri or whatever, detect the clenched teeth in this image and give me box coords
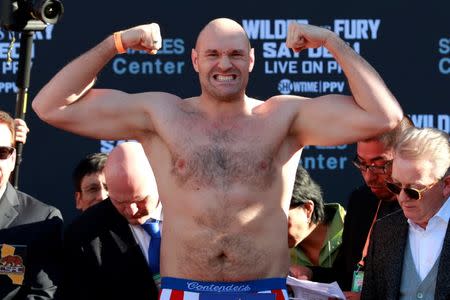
[214,75,236,81]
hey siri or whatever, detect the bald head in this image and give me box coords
[105,142,156,195]
[195,18,251,50]
[105,142,159,224]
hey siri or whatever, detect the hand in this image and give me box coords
[14,118,29,144]
[289,264,313,280]
[286,23,333,52]
[120,23,162,55]
[343,291,361,300]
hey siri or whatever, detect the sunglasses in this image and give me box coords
[0,146,15,160]
[352,157,393,174]
[385,180,439,200]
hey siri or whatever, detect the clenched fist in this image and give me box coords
[286,23,334,52]
[118,23,162,55]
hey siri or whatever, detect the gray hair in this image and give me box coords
[394,127,450,180]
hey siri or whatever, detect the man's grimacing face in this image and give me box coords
[192,21,254,102]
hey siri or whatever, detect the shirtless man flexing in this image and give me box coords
[32,18,402,299]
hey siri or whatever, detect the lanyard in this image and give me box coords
[357,200,382,268]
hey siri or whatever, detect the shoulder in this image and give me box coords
[347,186,377,208]
[15,188,62,220]
[254,96,308,119]
[265,95,309,106]
[64,199,121,241]
[324,202,345,213]
[130,92,183,115]
[135,91,182,100]
[373,210,406,234]
[377,209,405,226]
[324,203,346,220]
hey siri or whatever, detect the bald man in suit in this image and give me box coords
[62,142,161,300]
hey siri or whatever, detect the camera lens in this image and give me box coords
[44,4,58,19]
[34,0,64,24]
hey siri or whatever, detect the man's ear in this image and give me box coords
[303,200,315,221]
[191,48,199,72]
[249,48,255,72]
[75,192,82,210]
[443,175,450,199]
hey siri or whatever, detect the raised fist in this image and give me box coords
[119,23,162,55]
[286,23,333,52]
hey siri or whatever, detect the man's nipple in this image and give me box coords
[175,158,186,171]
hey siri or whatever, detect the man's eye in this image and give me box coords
[87,187,100,193]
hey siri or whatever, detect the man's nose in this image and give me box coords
[125,203,138,215]
[218,55,232,70]
[99,189,108,201]
[362,169,377,183]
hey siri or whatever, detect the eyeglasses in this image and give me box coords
[352,157,393,174]
[0,146,14,160]
[385,180,440,200]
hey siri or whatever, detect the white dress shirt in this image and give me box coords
[129,202,163,264]
[408,197,450,280]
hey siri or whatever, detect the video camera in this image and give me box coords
[0,0,64,31]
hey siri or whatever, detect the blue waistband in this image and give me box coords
[161,277,286,293]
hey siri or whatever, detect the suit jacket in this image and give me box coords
[0,182,63,300]
[361,209,450,300]
[62,198,159,300]
[311,186,401,290]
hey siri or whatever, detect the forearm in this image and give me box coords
[32,35,117,121]
[324,34,403,130]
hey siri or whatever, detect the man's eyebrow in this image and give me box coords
[203,49,246,54]
[356,155,389,162]
[83,183,100,189]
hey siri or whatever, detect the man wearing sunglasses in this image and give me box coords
[362,127,450,299]
[289,117,413,300]
[0,110,63,299]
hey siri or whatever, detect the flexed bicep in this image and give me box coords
[290,94,386,147]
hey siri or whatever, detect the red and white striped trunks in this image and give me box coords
[159,277,288,300]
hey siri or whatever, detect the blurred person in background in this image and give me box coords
[288,164,345,275]
[72,152,108,212]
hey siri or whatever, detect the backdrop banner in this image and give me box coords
[0,0,448,223]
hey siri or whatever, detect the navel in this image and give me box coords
[259,161,268,170]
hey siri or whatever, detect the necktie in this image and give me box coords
[141,219,161,274]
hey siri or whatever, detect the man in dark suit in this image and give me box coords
[362,127,450,300]
[62,142,161,300]
[0,111,63,299]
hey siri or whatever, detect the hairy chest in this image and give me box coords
[163,115,285,191]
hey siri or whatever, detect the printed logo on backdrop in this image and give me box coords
[410,114,450,133]
[0,26,55,94]
[111,38,186,76]
[438,37,449,75]
[242,19,381,95]
[100,140,137,153]
[301,144,349,171]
